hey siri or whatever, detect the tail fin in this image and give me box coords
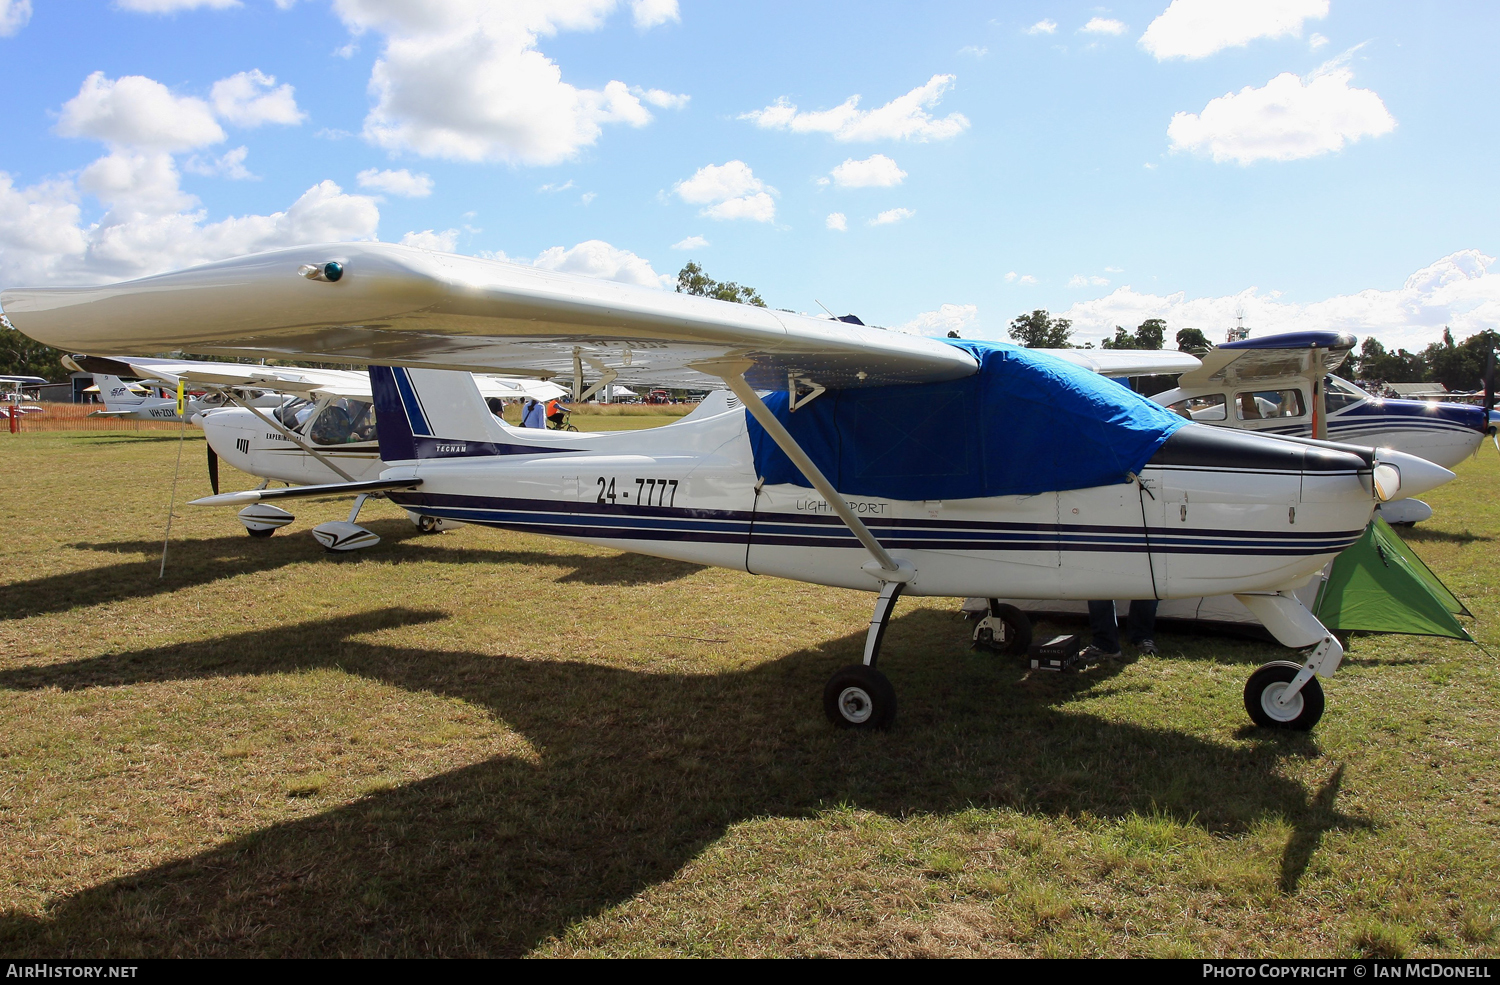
[370,365,526,464]
[93,375,147,410]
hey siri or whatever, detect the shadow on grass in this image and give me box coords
[0,527,704,621]
[1401,527,1494,545]
[0,605,1363,956]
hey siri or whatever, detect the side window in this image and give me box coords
[1323,377,1367,413]
[1167,394,1226,421]
[1236,389,1306,421]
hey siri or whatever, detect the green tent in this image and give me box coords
[1313,517,1474,641]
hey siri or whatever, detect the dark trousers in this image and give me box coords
[1087,599,1158,652]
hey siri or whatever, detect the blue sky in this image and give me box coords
[1,0,1497,349]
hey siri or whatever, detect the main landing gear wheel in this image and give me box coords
[973,600,1033,656]
[823,664,897,730]
[417,515,442,534]
[246,527,275,539]
[1244,660,1325,731]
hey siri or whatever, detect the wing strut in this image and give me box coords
[699,358,912,584]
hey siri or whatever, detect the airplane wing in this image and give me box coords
[0,374,48,385]
[1037,348,1201,378]
[4,243,1199,391]
[1175,331,1356,388]
[474,375,570,402]
[62,354,369,397]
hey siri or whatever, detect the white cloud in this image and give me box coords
[671,235,708,250]
[1141,0,1328,60]
[532,239,667,288]
[825,212,847,231]
[958,45,988,58]
[210,70,305,128]
[579,191,597,204]
[741,74,969,143]
[630,0,678,29]
[0,159,379,285]
[870,207,914,226]
[400,228,459,252]
[633,86,689,110]
[184,145,254,180]
[1309,32,1329,50]
[1167,60,1395,164]
[1069,274,1110,288]
[674,160,776,222]
[0,0,32,36]
[538,180,575,193]
[1082,17,1126,35]
[357,167,433,197]
[333,1,662,166]
[115,0,239,10]
[1026,19,1057,35]
[1058,250,1500,352]
[56,72,224,151]
[1004,271,1037,285]
[829,154,906,189]
[901,303,977,337]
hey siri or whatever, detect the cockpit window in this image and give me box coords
[276,398,313,430]
[1236,389,1306,421]
[1167,394,1227,421]
[310,398,377,445]
[1324,376,1368,413]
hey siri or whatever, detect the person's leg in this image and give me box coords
[1086,600,1121,653]
[1127,599,1159,651]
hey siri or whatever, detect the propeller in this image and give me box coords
[207,443,220,496]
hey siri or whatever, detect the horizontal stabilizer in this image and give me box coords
[190,477,421,507]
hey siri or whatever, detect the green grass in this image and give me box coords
[0,430,1497,957]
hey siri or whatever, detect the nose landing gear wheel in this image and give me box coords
[417,515,441,534]
[1244,660,1325,731]
[823,664,897,730]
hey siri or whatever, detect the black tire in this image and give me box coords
[823,664,897,730]
[417,515,441,534]
[974,602,1032,656]
[1244,660,1325,731]
[246,527,275,539]
[564,423,579,432]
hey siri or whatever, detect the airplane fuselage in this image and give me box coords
[377,394,1381,601]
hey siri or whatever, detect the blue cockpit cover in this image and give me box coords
[746,339,1188,501]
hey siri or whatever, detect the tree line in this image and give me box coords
[1006,309,1497,392]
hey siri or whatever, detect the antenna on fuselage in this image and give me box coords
[814,299,837,319]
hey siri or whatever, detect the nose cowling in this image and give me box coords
[1370,446,1455,499]
[1147,423,1371,474]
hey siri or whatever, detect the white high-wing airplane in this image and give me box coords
[1,243,1453,733]
[70,353,568,548]
[1151,331,1493,525]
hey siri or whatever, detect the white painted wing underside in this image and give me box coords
[2,243,978,391]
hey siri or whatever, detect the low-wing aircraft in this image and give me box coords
[1,243,1453,733]
[1150,331,1492,524]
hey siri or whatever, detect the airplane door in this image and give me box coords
[1058,482,1161,600]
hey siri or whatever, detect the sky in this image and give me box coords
[0,0,1497,351]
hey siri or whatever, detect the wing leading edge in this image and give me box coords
[4,242,979,392]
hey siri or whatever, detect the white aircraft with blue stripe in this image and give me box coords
[0,243,1455,733]
[1152,331,1492,524]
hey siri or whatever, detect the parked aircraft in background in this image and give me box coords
[0,374,47,420]
[2,243,1454,733]
[1150,331,1491,525]
[68,354,567,549]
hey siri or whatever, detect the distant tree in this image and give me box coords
[1356,337,1427,383]
[1008,309,1073,348]
[946,330,961,338]
[0,317,67,382]
[1420,327,1500,391]
[1175,328,1212,354]
[1100,318,1166,350]
[675,261,766,307]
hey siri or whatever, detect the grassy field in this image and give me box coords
[0,426,1496,958]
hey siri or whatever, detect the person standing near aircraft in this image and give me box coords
[1081,600,1159,662]
[521,397,547,428]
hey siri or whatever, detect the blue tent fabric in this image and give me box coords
[746,339,1188,501]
